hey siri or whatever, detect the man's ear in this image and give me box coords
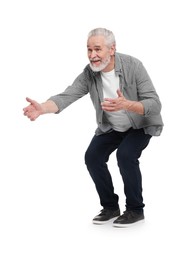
[110,44,116,55]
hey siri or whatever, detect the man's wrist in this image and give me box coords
[124,100,144,115]
[41,100,59,114]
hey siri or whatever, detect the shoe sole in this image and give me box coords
[113,219,145,228]
[92,216,120,225]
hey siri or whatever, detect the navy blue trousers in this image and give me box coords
[85,128,152,212]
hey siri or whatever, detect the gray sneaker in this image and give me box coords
[113,210,145,227]
[93,209,120,224]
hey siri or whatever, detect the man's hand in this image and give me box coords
[23,98,59,121]
[23,97,44,121]
[101,89,144,115]
[101,89,128,112]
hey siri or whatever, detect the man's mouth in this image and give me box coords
[91,59,101,65]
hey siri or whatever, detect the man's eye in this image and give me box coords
[87,48,101,53]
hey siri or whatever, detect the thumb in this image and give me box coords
[26,97,34,104]
[117,89,123,97]
[25,97,40,110]
[26,97,39,107]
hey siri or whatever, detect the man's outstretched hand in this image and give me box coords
[23,97,44,121]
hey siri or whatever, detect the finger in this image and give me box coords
[23,110,28,115]
[29,115,36,121]
[101,101,115,107]
[102,105,115,111]
[103,98,116,104]
[23,107,30,114]
[23,104,33,113]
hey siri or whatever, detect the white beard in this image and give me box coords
[89,55,111,72]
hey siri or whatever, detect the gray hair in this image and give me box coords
[88,28,116,47]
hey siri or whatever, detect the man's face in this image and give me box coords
[87,35,115,72]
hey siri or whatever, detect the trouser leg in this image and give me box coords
[85,131,121,210]
[116,129,152,212]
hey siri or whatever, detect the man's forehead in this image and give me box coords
[87,35,106,46]
[87,44,102,48]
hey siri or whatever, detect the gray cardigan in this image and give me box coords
[49,53,164,136]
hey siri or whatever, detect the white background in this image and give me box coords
[0,0,185,259]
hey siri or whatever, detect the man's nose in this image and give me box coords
[90,50,97,59]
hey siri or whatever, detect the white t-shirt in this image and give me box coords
[101,69,132,132]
